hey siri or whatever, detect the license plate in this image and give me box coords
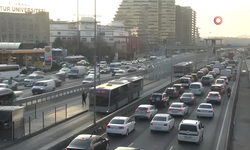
[202,110,207,112]
[155,127,161,130]
[172,111,178,113]
[184,136,192,139]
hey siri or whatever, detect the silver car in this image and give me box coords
[206,91,222,104]
[134,104,158,120]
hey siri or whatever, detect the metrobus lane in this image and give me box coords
[105,82,231,150]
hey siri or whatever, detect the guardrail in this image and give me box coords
[47,62,209,150]
[13,69,150,106]
[224,59,242,150]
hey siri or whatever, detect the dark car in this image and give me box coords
[53,72,66,82]
[164,87,179,98]
[100,68,110,74]
[66,134,109,150]
[191,73,198,82]
[206,65,213,71]
[180,93,196,105]
[149,93,169,107]
[128,67,137,73]
[201,76,212,86]
[172,84,185,94]
[210,84,225,95]
[115,147,142,150]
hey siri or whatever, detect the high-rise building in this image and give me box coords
[113,0,176,44]
[175,5,196,45]
[0,12,50,44]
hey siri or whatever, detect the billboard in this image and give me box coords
[44,46,52,69]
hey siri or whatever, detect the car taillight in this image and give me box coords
[209,111,213,113]
[218,96,221,99]
[164,124,168,126]
[161,99,165,102]
[135,110,138,112]
[146,110,150,113]
[179,109,184,111]
[150,97,152,100]
[106,125,110,129]
[65,149,68,150]
[119,126,125,129]
[168,108,172,111]
[210,89,212,91]
[150,123,153,125]
[173,91,176,94]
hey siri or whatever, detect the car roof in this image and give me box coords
[191,82,202,85]
[211,84,223,87]
[199,103,212,106]
[74,134,97,141]
[180,77,190,79]
[112,116,129,120]
[138,104,153,108]
[216,79,224,81]
[173,84,182,86]
[209,91,220,94]
[181,119,199,125]
[152,93,163,95]
[220,76,227,78]
[171,102,184,105]
[154,114,170,117]
[182,92,193,95]
[166,87,175,89]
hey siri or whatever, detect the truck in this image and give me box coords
[228,52,234,60]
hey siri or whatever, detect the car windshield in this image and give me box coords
[110,119,125,124]
[153,116,167,121]
[84,78,93,81]
[70,70,78,73]
[171,104,182,108]
[27,76,35,79]
[199,105,212,109]
[190,84,200,89]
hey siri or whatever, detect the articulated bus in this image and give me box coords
[173,62,194,77]
[0,65,20,80]
[0,88,15,106]
[89,76,144,113]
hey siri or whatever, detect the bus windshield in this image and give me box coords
[89,90,110,107]
[174,66,183,73]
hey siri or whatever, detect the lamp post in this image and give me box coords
[93,0,97,125]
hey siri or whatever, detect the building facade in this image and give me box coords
[0,12,50,44]
[175,6,196,45]
[113,0,176,44]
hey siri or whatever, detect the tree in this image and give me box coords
[52,37,63,48]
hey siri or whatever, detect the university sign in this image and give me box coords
[0,6,45,14]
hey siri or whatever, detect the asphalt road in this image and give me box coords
[106,77,234,150]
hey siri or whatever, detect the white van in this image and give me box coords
[24,74,44,87]
[221,69,232,80]
[189,82,204,95]
[178,119,204,145]
[180,77,192,88]
[31,79,56,95]
[68,66,86,78]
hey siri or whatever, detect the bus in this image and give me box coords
[89,76,144,113]
[109,62,122,72]
[173,62,194,77]
[0,88,15,106]
[0,65,20,80]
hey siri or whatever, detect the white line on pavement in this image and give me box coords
[128,142,134,147]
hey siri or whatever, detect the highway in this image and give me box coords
[102,76,235,150]
[22,53,210,122]
[4,52,212,150]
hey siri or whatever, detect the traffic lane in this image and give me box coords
[107,85,211,150]
[19,73,112,97]
[5,76,173,150]
[164,83,233,150]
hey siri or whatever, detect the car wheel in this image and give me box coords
[106,143,109,150]
[197,116,200,118]
[178,140,182,144]
[167,126,170,133]
[125,129,129,136]
[150,130,154,133]
[196,138,201,145]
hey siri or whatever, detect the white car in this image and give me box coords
[168,102,189,116]
[115,70,126,76]
[215,79,226,87]
[134,104,158,120]
[82,76,94,84]
[150,114,175,133]
[14,74,28,82]
[32,71,45,76]
[206,91,222,104]
[196,103,214,118]
[106,116,136,136]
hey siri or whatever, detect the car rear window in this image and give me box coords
[173,85,180,89]
[209,93,219,97]
[151,95,162,100]
[190,84,200,89]
[166,89,174,93]
[211,86,221,91]
[180,79,189,83]
[110,119,125,124]
[138,107,148,111]
[171,104,182,108]
[182,94,192,97]
[199,105,212,109]
[68,138,91,149]
[153,116,167,121]
[180,124,197,132]
[202,77,210,80]
[216,80,224,84]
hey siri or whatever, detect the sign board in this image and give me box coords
[44,46,52,69]
[0,6,45,14]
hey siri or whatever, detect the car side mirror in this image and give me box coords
[202,125,204,128]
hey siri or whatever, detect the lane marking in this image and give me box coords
[169,146,173,150]
[128,142,133,147]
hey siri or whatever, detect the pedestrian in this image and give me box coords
[82,91,87,106]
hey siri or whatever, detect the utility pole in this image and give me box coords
[76,0,80,55]
[93,0,97,125]
[98,23,101,84]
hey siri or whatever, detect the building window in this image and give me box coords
[16,34,20,38]
[9,34,13,38]
[16,29,20,32]
[2,35,6,38]
[67,37,71,40]
[91,38,95,43]
[58,32,61,35]
[109,37,114,41]
[2,27,6,32]
[82,38,87,42]
[29,34,33,39]
[62,37,66,40]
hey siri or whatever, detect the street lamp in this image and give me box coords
[93,0,97,125]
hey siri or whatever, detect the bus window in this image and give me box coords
[0,88,14,106]
[134,80,142,88]
[110,88,121,105]
[120,85,129,92]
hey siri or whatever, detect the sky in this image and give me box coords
[0,0,250,37]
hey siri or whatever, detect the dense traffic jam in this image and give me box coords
[64,55,239,150]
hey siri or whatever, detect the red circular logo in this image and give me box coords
[214,16,223,25]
